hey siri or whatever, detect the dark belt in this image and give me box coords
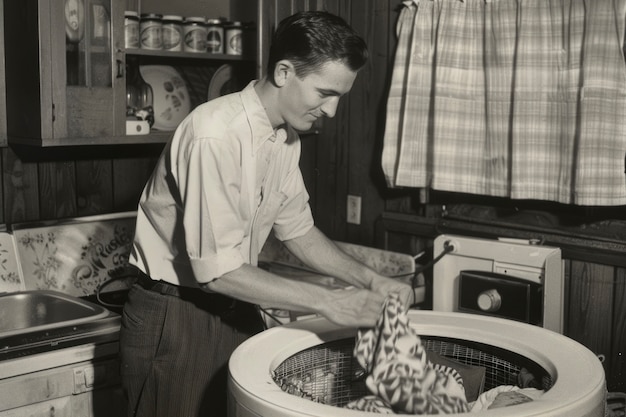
[133,269,266,334]
[135,269,237,313]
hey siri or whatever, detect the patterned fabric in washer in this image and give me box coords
[346,293,470,414]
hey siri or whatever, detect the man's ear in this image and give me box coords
[273,60,295,87]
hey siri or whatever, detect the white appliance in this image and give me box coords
[431,234,564,333]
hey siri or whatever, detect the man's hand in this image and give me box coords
[319,287,387,328]
[369,275,415,309]
[319,276,414,328]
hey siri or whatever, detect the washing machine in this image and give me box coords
[228,235,606,416]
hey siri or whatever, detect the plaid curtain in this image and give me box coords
[382,0,626,205]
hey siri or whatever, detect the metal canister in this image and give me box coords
[206,18,224,54]
[224,21,243,55]
[124,11,140,49]
[162,15,183,51]
[183,16,207,53]
[140,13,163,50]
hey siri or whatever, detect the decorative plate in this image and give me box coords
[140,65,191,131]
[208,64,237,100]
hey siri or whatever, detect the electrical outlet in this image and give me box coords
[347,195,361,225]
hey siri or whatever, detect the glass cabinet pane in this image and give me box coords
[65,0,111,87]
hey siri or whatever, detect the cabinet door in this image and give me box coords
[64,0,126,139]
[4,0,125,145]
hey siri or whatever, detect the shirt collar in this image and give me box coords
[240,81,288,154]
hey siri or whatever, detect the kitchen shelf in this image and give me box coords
[126,48,255,62]
[7,131,172,147]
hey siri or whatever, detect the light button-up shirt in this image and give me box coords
[130,82,313,287]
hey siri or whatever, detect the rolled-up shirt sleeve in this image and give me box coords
[178,133,247,283]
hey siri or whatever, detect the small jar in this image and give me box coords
[206,18,224,54]
[124,11,140,49]
[224,21,243,55]
[183,16,207,53]
[162,15,183,51]
[140,13,163,50]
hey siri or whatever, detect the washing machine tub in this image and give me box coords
[228,310,605,416]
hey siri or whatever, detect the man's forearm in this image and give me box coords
[282,226,377,289]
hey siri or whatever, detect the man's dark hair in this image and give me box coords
[267,11,368,80]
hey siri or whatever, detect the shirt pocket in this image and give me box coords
[253,190,288,258]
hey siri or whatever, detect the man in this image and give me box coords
[119,10,414,417]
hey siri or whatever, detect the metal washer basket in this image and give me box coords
[272,336,552,408]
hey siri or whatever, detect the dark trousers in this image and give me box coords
[119,273,264,417]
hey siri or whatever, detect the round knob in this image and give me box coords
[477,289,502,312]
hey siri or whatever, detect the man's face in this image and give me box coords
[278,60,358,131]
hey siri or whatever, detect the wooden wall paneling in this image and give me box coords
[112,157,156,212]
[332,0,352,239]
[38,161,77,220]
[0,0,7,147]
[76,160,114,216]
[0,149,4,222]
[566,261,614,380]
[313,118,343,240]
[307,0,328,11]
[320,0,338,14]
[612,267,626,392]
[344,0,369,242]
[281,0,327,13]
[344,0,393,245]
[299,135,319,219]
[2,148,39,223]
[257,0,275,78]
[289,0,307,12]
[229,1,256,23]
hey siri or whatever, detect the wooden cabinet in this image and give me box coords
[3,0,256,147]
[4,0,126,146]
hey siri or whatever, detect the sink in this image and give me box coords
[0,290,111,338]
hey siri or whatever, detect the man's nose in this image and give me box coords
[320,97,340,118]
